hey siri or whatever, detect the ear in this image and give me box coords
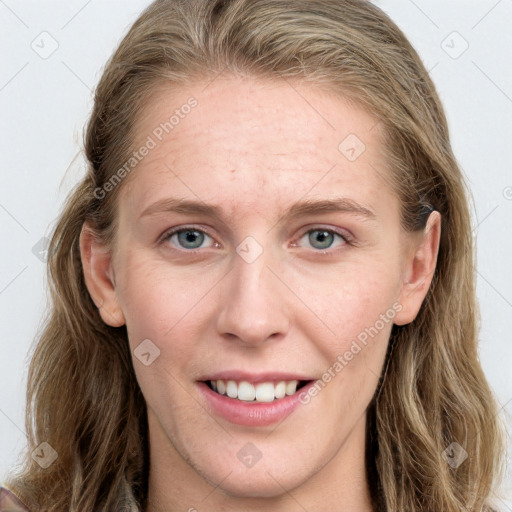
[79,222,126,327]
[394,211,441,326]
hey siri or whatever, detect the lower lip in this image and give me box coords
[197,381,315,427]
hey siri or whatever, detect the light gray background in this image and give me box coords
[1,0,511,507]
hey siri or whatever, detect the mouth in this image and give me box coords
[203,379,313,403]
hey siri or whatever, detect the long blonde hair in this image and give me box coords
[5,1,507,510]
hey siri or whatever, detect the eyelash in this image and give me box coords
[159,225,353,254]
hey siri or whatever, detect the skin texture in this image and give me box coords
[80,76,441,512]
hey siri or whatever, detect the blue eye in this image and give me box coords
[163,228,214,250]
[161,226,349,252]
[298,229,348,251]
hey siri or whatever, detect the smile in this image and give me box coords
[205,379,311,403]
[198,378,317,426]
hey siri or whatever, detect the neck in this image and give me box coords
[145,410,375,512]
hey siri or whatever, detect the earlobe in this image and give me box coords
[79,222,126,328]
[394,211,442,326]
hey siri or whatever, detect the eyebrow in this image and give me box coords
[139,197,377,223]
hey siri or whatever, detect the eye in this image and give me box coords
[159,226,351,253]
[295,228,350,251]
[161,227,216,250]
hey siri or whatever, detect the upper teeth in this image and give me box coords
[210,380,300,402]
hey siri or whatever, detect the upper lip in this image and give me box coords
[199,371,315,384]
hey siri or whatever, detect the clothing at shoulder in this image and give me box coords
[0,487,29,512]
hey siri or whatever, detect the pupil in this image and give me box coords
[179,230,203,248]
[310,230,333,249]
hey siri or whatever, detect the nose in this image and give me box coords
[215,239,291,347]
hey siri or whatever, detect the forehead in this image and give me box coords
[120,75,394,221]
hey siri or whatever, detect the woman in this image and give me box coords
[1,0,507,510]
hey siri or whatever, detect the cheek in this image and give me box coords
[115,252,220,340]
[295,258,401,350]
[298,269,396,426]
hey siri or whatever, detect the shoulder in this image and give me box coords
[0,487,30,512]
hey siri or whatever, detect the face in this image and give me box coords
[82,75,439,501]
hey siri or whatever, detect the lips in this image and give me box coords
[197,378,317,426]
[199,370,314,384]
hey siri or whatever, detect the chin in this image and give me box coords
[210,467,301,499]
[192,450,308,499]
